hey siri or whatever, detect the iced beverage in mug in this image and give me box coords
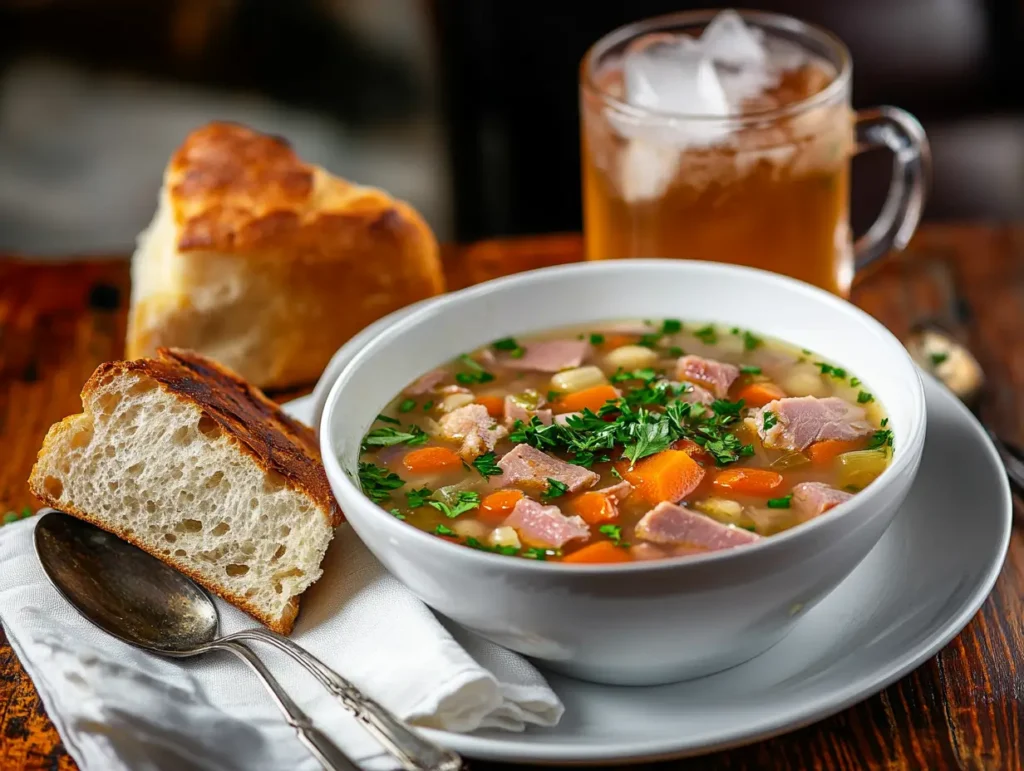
[580,10,930,296]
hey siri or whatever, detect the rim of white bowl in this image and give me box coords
[321,259,927,573]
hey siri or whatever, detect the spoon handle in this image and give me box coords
[225,628,462,771]
[213,639,359,771]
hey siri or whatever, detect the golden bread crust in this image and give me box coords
[127,121,444,390]
[82,348,343,527]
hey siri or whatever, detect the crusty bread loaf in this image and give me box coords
[29,348,342,634]
[126,121,445,391]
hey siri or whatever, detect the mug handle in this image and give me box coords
[852,106,931,272]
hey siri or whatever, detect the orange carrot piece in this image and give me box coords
[573,491,619,525]
[599,334,637,350]
[479,489,524,524]
[402,446,462,473]
[712,467,784,496]
[615,450,705,505]
[736,382,787,408]
[563,541,632,564]
[476,395,505,418]
[553,384,620,414]
[807,438,863,466]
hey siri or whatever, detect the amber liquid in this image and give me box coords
[582,60,854,296]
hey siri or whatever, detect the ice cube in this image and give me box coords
[701,10,767,68]
[618,139,681,203]
[623,41,729,118]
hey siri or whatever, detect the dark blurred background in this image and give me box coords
[1,0,1022,254]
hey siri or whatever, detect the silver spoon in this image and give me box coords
[33,511,462,771]
[905,322,1024,495]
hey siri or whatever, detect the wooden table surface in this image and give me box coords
[2,225,1023,770]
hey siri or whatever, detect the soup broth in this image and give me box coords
[358,320,892,563]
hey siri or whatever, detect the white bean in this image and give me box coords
[488,526,521,549]
[604,345,658,372]
[781,365,829,398]
[440,392,475,413]
[551,365,606,394]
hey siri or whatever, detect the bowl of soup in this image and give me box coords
[320,260,926,685]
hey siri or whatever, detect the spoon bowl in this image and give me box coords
[34,511,219,654]
[33,510,462,771]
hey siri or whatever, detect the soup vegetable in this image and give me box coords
[357,320,893,564]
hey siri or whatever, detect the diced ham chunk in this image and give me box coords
[496,444,599,493]
[405,369,447,395]
[598,479,633,501]
[438,404,507,460]
[498,340,591,372]
[792,482,852,518]
[504,395,553,428]
[675,355,740,399]
[756,396,872,451]
[629,542,667,561]
[635,502,761,550]
[503,498,590,549]
[676,381,715,406]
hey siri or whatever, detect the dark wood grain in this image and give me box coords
[2,227,1023,770]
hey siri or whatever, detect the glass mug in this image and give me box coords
[579,10,930,297]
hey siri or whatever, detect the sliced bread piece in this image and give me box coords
[29,348,342,634]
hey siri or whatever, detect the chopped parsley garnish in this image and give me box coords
[542,478,570,500]
[611,367,657,384]
[358,462,405,503]
[881,417,889,427]
[767,494,792,509]
[547,390,563,403]
[929,352,949,367]
[599,523,629,548]
[472,451,502,480]
[492,337,525,358]
[398,399,416,413]
[389,508,405,520]
[661,319,682,334]
[763,411,778,431]
[815,362,847,379]
[867,428,895,450]
[465,537,518,556]
[694,325,718,345]
[455,354,496,384]
[845,484,862,493]
[711,399,745,417]
[850,377,861,387]
[434,524,456,536]
[610,466,623,480]
[422,400,434,411]
[523,547,561,561]
[740,365,762,375]
[857,391,874,404]
[743,331,763,350]
[361,425,428,449]
[622,416,674,465]
[668,346,685,357]
[376,414,400,425]
[638,333,662,348]
[428,491,481,518]
[589,333,605,345]
[741,524,757,532]
[405,487,434,508]
[801,348,812,355]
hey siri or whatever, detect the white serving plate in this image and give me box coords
[291,372,1010,763]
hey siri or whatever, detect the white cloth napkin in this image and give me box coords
[0,400,563,771]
